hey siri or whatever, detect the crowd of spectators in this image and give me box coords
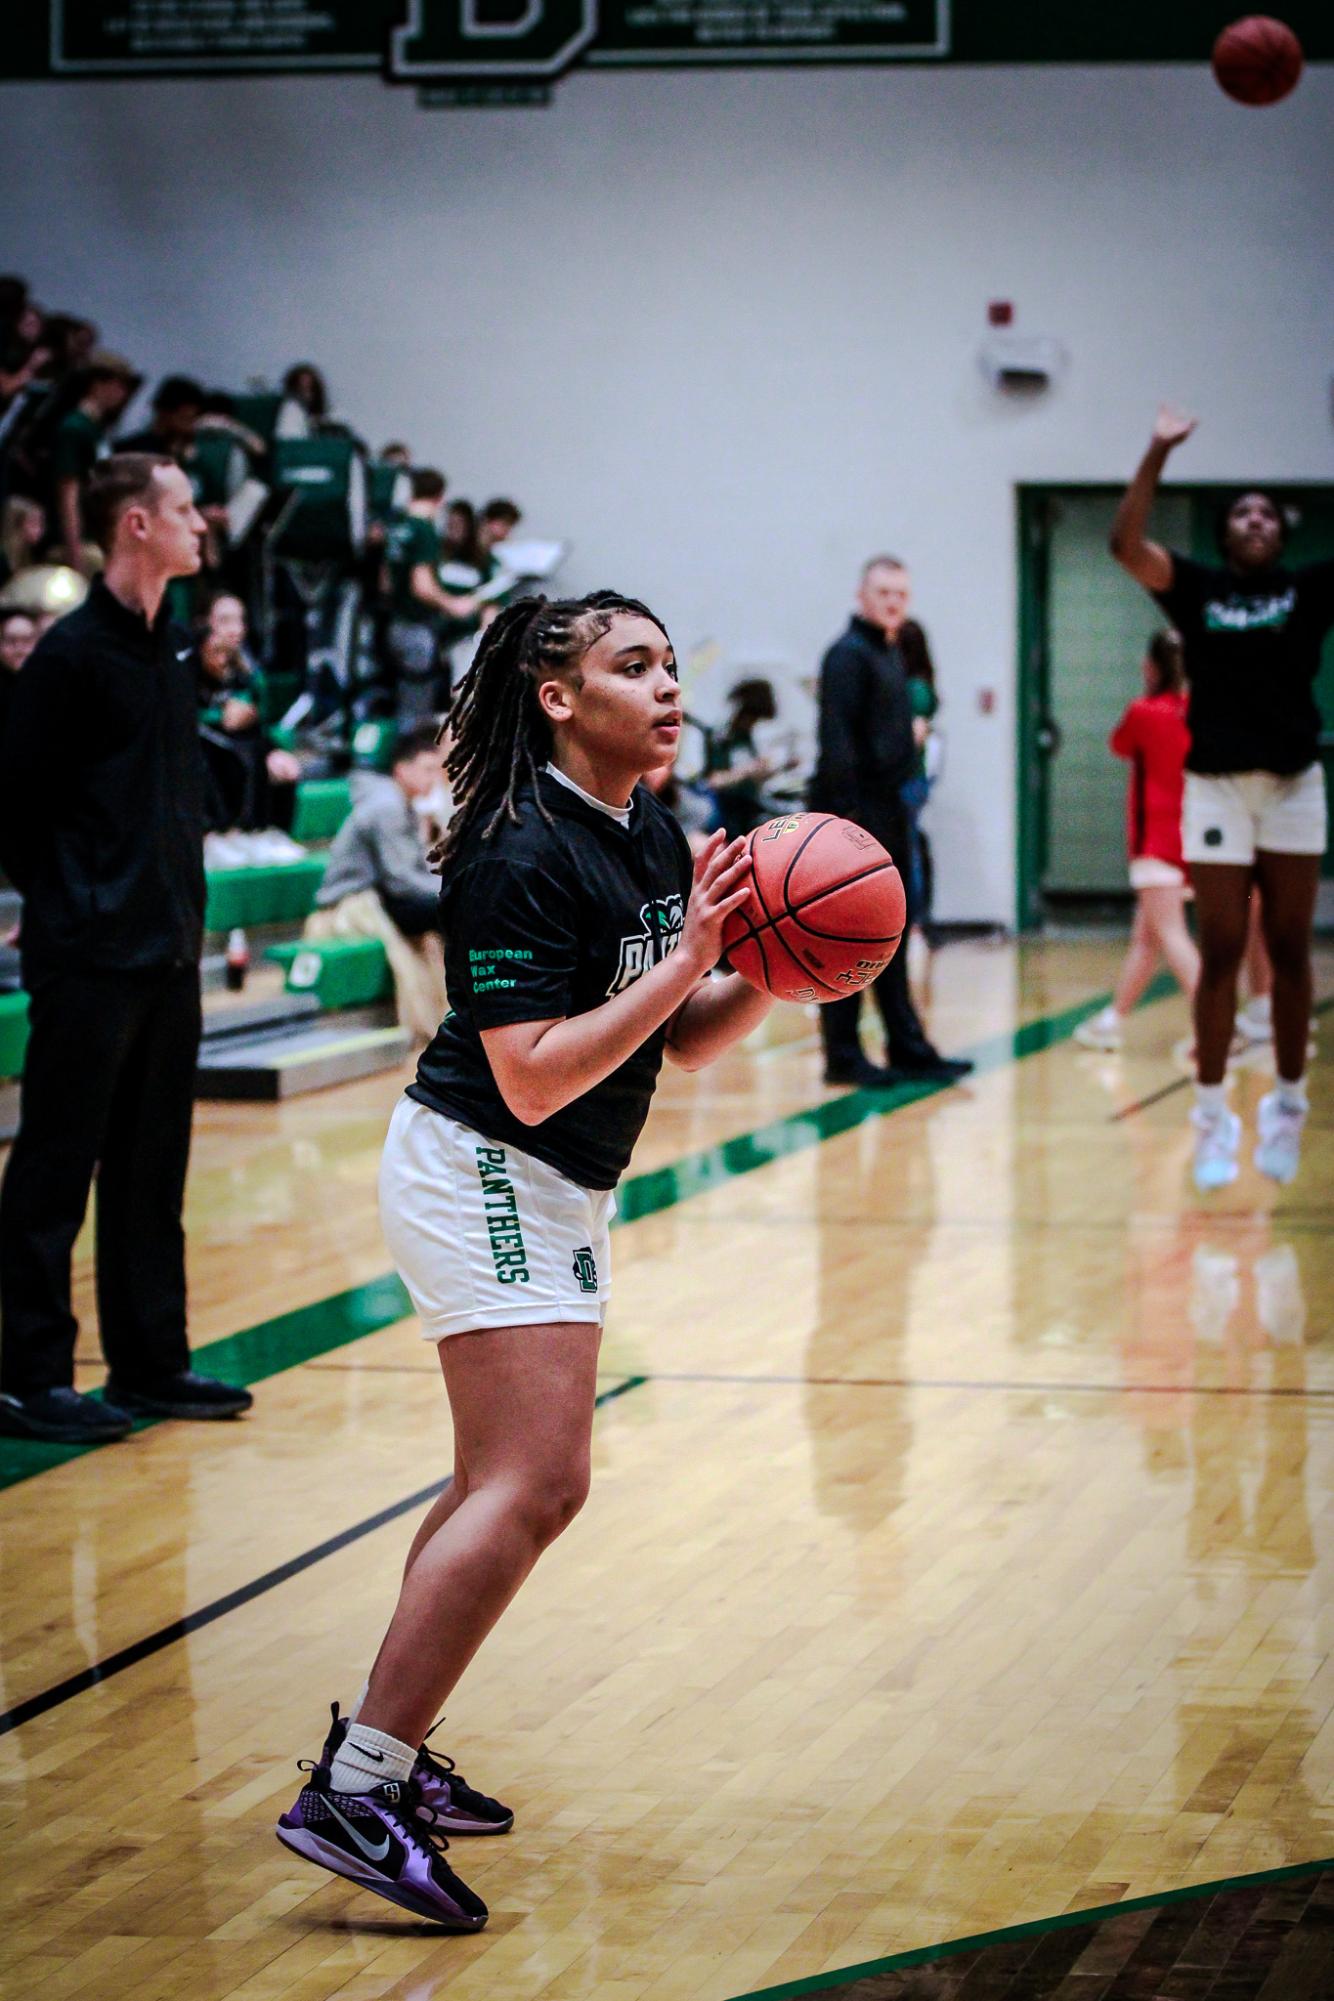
[1,272,952,1026]
[0,274,529,767]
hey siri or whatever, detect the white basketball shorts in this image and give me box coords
[378,1097,614,1342]
[1182,763,1327,866]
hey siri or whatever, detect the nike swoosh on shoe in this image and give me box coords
[327,1800,392,1863]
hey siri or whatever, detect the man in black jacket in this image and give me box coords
[0,455,252,1443]
[811,557,974,1088]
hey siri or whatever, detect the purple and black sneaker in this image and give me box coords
[276,1763,488,1930]
[319,1703,514,1836]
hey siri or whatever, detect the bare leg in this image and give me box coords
[1244,890,1272,1002]
[1140,883,1200,998]
[360,1320,601,1751]
[1253,850,1320,1082]
[1111,897,1161,1016]
[1190,864,1252,1086]
[400,1449,469,1582]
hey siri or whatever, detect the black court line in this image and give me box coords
[304,1362,1334,1402]
[0,1375,647,1739]
[1109,1074,1192,1121]
[1111,993,1334,1123]
[637,1368,1334,1400]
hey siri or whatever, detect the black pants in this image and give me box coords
[814,796,934,1072]
[0,965,201,1397]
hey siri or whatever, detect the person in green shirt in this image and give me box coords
[195,591,302,851]
[51,351,140,575]
[382,468,479,724]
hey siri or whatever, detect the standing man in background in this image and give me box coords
[810,556,974,1088]
[0,455,253,1443]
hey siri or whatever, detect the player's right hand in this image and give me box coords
[680,831,751,975]
[1153,405,1197,450]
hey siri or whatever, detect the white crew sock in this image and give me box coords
[329,1721,417,1795]
[1195,1082,1229,1120]
[1242,993,1272,1025]
[1274,1076,1308,1114]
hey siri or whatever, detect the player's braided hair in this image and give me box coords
[432,589,670,871]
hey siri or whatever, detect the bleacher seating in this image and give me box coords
[266,935,393,1011]
[0,992,30,1079]
[289,778,353,843]
[204,857,326,933]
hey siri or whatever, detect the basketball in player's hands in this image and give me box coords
[721,814,906,1004]
[1212,16,1303,105]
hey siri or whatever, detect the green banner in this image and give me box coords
[12,2,1332,82]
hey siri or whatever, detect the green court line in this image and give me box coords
[724,1853,1334,2000]
[0,972,1174,1494]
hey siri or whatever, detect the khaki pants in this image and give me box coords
[304,890,446,1045]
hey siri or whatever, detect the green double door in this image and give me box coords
[1016,484,1334,929]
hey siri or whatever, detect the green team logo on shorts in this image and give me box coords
[474,1146,529,1284]
[572,1246,598,1294]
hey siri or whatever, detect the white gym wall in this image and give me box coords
[5,61,1332,921]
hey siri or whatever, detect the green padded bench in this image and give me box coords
[205,858,326,932]
[0,991,30,1079]
[266,936,393,1011]
[290,779,353,844]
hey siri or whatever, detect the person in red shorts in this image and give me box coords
[1075,630,1199,1050]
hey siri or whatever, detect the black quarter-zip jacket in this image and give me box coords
[809,614,917,837]
[0,577,206,983]
[410,770,694,1190]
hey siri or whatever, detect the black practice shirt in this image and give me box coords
[410,770,695,1190]
[0,577,206,982]
[1154,555,1334,777]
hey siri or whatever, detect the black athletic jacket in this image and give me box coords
[0,578,206,983]
[809,615,916,841]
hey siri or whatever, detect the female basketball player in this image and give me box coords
[278,591,772,1927]
[1112,407,1334,1189]
[1074,631,1198,1050]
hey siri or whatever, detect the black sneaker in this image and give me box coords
[0,1385,134,1443]
[893,1053,975,1081]
[319,1703,514,1836]
[103,1370,253,1420]
[823,1059,901,1088]
[277,1766,489,1930]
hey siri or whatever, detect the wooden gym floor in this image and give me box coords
[0,935,1331,2001]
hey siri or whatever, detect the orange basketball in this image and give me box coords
[1212,16,1303,105]
[721,813,906,1004]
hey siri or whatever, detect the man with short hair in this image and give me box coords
[0,454,253,1443]
[477,497,521,556]
[50,351,140,574]
[810,556,974,1087]
[116,374,206,459]
[383,468,479,724]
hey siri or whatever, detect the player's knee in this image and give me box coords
[1198,928,1246,981]
[513,1463,591,1548]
